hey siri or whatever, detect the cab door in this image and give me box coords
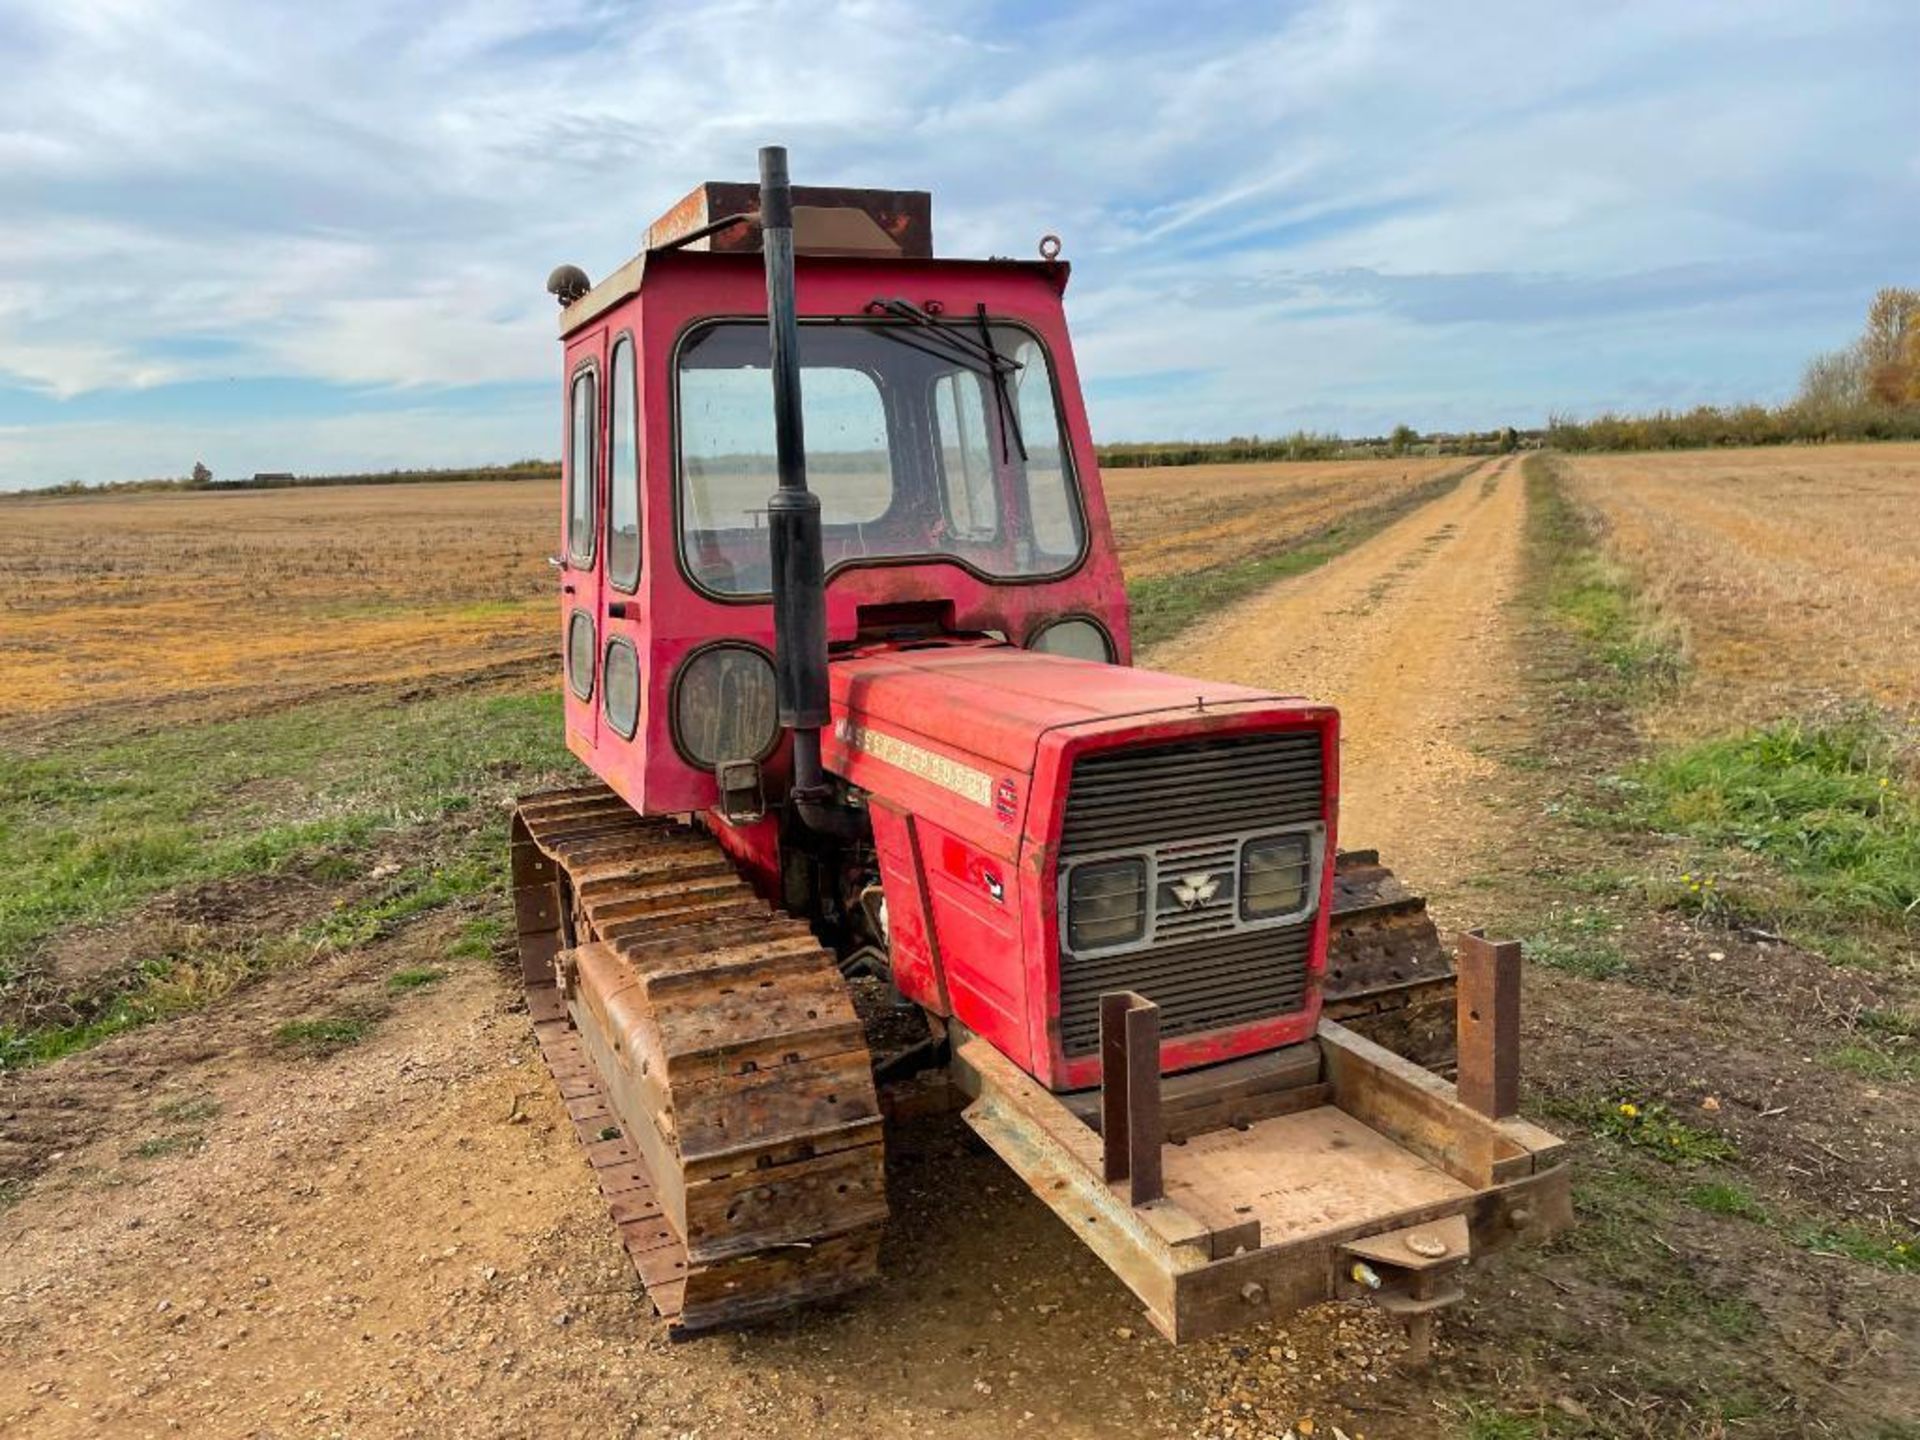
[597,330,645,756]
[562,343,604,753]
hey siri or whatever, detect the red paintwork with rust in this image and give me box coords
[557,249,1128,825]
[827,645,1338,1089]
[555,236,1339,1092]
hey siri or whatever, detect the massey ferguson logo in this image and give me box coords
[1171,873,1221,910]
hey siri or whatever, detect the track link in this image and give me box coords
[510,784,886,1332]
[1325,849,1456,1064]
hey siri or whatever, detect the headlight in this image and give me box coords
[1067,858,1147,950]
[1029,618,1114,663]
[672,642,778,766]
[1240,831,1315,921]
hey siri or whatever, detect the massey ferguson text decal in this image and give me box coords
[833,720,994,807]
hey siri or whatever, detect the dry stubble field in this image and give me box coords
[2,447,1917,1439]
[1562,445,1920,729]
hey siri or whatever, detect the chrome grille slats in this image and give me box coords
[1055,732,1325,1056]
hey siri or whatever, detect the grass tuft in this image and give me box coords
[386,966,447,994]
[1825,1042,1919,1083]
[1456,1403,1546,1440]
[1597,1100,1737,1165]
[1524,903,1629,980]
[449,915,506,960]
[128,1133,203,1160]
[273,1014,375,1057]
[155,1095,221,1124]
[1686,1179,1771,1223]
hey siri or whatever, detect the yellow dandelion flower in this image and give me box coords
[1618,1102,1639,1118]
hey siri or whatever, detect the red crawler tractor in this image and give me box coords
[510,147,1569,1346]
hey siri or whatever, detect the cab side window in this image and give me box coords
[607,338,640,589]
[567,366,597,566]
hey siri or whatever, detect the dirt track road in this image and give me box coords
[1,468,1529,1440]
[1148,458,1525,904]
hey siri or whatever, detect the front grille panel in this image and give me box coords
[1059,924,1314,1055]
[1061,731,1323,851]
[1056,731,1326,1056]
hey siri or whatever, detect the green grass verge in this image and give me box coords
[1624,716,1920,938]
[0,688,576,988]
[0,686,580,1072]
[1126,464,1476,650]
[1523,453,1685,696]
[1526,453,1917,971]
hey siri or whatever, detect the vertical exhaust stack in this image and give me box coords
[758,145,839,830]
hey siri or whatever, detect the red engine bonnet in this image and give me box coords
[824,643,1341,1090]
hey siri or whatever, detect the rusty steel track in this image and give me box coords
[1324,849,1456,1064]
[510,784,885,1333]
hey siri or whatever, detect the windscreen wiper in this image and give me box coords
[859,298,1027,465]
[972,301,1027,465]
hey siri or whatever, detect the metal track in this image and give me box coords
[510,784,885,1333]
[1324,849,1456,1064]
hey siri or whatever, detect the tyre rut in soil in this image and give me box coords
[510,784,886,1333]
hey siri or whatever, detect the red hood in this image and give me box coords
[829,644,1302,777]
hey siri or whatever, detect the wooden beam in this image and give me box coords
[1456,930,1522,1119]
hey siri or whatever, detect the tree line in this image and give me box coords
[1548,287,1920,452]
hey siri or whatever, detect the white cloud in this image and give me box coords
[0,0,1915,483]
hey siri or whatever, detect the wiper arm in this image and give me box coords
[867,298,1021,377]
[972,302,1027,465]
[853,298,1028,466]
[840,317,1005,379]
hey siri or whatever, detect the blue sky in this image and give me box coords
[2,0,1915,489]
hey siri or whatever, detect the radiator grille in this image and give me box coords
[1056,731,1324,1056]
[1060,731,1323,851]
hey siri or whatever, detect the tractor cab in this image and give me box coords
[550,180,1127,823]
